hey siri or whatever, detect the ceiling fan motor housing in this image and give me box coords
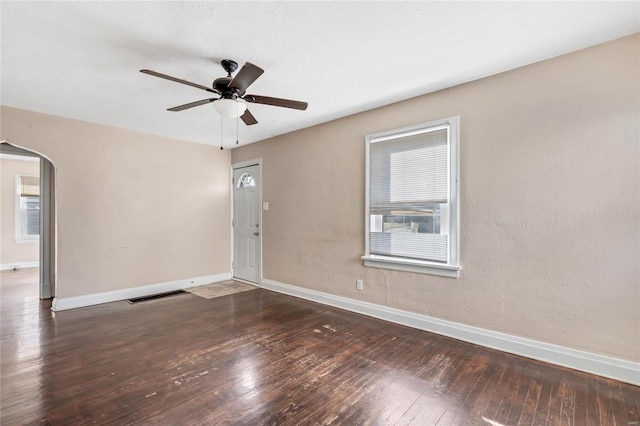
[213,76,237,98]
[214,59,245,97]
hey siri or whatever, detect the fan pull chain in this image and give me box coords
[236,108,239,145]
[220,115,224,150]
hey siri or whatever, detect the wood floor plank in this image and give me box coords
[572,375,589,426]
[454,352,494,418]
[557,375,577,426]
[486,359,523,425]
[468,359,510,424]
[607,379,630,426]
[1,269,638,425]
[503,363,537,425]
[586,376,604,426]
[544,370,567,425]
[619,379,640,424]
[528,368,553,425]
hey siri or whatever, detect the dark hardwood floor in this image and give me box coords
[1,269,638,425]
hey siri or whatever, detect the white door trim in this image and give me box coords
[230,158,262,285]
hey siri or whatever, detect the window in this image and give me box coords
[15,175,40,241]
[237,172,256,189]
[362,116,460,277]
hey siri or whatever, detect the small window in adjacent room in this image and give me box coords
[362,116,460,278]
[15,175,40,241]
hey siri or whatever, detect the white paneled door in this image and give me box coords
[233,164,260,284]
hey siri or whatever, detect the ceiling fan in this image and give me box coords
[140,59,308,126]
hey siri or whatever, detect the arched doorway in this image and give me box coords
[0,141,56,299]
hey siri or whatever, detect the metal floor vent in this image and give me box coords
[126,290,187,304]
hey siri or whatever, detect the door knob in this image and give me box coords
[253,232,260,236]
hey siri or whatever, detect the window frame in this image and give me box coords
[362,116,461,278]
[15,174,40,242]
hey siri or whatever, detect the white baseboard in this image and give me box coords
[0,261,39,271]
[51,272,232,312]
[260,278,640,386]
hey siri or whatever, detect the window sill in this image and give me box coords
[15,237,39,244]
[361,255,460,278]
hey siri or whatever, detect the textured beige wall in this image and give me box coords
[0,158,40,265]
[232,35,640,362]
[1,107,231,298]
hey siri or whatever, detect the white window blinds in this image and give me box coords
[369,125,450,263]
[16,175,40,239]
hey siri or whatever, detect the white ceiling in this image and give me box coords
[1,2,638,148]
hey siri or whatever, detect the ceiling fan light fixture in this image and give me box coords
[214,98,247,119]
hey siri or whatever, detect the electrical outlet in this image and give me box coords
[356,279,363,290]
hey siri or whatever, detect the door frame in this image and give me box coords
[1,141,56,299]
[230,158,262,285]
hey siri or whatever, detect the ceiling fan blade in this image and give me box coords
[140,69,217,93]
[167,98,218,111]
[244,95,308,111]
[240,109,258,126]
[228,62,264,94]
